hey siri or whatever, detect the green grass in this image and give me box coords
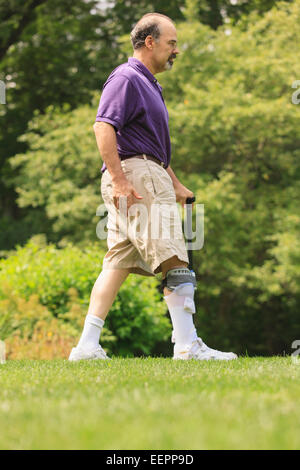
[0,357,299,450]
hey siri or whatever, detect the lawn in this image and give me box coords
[0,357,299,450]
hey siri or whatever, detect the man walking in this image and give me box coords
[69,13,237,361]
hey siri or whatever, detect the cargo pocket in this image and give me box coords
[101,173,113,203]
[143,172,157,198]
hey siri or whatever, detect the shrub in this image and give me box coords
[0,236,171,358]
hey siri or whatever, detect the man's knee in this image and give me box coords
[161,255,188,278]
[161,266,197,295]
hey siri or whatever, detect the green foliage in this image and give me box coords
[162,2,300,179]
[0,283,50,340]
[106,274,170,357]
[0,234,102,315]
[9,98,105,245]
[188,172,300,355]
[0,283,80,359]
[0,235,171,356]
[0,0,106,250]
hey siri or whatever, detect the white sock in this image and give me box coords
[163,283,198,347]
[77,314,104,351]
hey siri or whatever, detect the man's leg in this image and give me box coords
[69,268,130,360]
[161,256,237,360]
[86,267,130,320]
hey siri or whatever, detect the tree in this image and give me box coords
[0,0,104,249]
[0,0,48,61]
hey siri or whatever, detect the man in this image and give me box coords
[69,13,237,361]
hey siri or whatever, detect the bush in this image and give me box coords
[0,236,171,358]
[0,283,82,359]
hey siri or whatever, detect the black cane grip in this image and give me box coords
[186,197,195,204]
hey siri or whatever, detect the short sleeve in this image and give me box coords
[95,75,138,130]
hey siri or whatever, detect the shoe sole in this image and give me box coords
[173,355,237,361]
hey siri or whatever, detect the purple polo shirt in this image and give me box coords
[95,57,171,173]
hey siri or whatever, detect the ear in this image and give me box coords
[144,35,155,50]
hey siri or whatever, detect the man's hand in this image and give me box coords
[165,165,194,208]
[93,122,143,211]
[112,177,143,211]
[174,182,195,208]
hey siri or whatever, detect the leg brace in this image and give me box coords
[162,268,197,344]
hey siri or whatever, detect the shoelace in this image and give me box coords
[194,338,206,350]
[180,338,236,360]
[192,338,221,357]
[96,346,108,358]
[197,339,231,357]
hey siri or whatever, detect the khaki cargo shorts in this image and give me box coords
[100,157,189,276]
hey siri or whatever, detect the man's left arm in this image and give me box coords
[166,165,194,208]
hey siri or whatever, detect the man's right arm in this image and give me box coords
[93,121,143,209]
[93,121,126,184]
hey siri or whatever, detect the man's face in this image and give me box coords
[151,20,179,73]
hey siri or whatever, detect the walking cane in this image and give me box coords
[185,197,196,272]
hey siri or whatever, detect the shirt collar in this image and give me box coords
[128,57,162,90]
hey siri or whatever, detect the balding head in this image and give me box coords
[130,13,174,50]
[131,13,179,75]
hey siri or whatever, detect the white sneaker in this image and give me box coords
[68,345,110,361]
[173,337,237,361]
